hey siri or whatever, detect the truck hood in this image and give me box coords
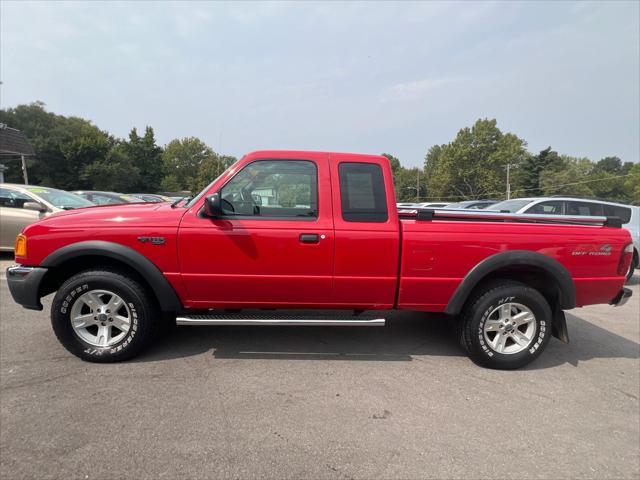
[35,202,186,228]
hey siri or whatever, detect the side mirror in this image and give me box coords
[23,201,47,213]
[203,193,223,217]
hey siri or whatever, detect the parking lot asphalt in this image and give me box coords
[1,253,639,480]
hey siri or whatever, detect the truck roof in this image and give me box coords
[243,150,386,161]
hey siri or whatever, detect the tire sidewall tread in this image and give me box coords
[51,268,158,362]
[460,281,553,370]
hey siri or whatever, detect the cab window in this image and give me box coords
[338,162,388,222]
[220,160,318,218]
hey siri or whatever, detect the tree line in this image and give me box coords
[1,103,638,204]
[0,102,236,194]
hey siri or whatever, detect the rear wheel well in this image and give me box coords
[466,266,562,312]
[40,255,158,308]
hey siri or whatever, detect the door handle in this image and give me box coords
[299,233,320,244]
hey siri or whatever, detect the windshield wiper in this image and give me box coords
[171,196,191,208]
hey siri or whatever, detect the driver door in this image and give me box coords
[178,156,335,308]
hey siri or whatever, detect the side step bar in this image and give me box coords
[176,312,385,327]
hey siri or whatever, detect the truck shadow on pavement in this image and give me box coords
[136,310,640,370]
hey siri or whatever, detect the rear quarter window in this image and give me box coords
[566,201,604,216]
[603,204,632,224]
[338,162,388,222]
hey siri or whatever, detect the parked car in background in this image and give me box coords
[443,200,497,210]
[72,191,139,205]
[397,202,451,209]
[418,202,451,208]
[129,194,172,203]
[0,184,93,251]
[489,197,639,280]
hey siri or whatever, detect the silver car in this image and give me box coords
[489,196,639,280]
[0,184,94,251]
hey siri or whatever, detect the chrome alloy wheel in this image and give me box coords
[483,302,537,355]
[69,290,132,347]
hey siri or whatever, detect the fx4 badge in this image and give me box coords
[571,244,612,256]
[137,236,166,246]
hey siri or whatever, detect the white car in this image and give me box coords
[418,202,451,208]
[489,197,639,280]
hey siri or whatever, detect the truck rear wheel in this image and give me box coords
[459,281,553,369]
[51,269,159,362]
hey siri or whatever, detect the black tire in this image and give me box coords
[51,268,159,362]
[625,253,637,282]
[459,281,553,370]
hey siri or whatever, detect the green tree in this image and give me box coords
[124,127,163,192]
[424,119,528,200]
[537,156,595,197]
[0,102,111,189]
[81,143,141,191]
[623,163,640,204]
[381,153,425,202]
[193,154,236,192]
[519,147,562,196]
[161,137,215,192]
[588,156,635,201]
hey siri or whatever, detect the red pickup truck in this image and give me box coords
[7,151,633,369]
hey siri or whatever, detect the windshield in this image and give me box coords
[185,172,228,208]
[488,199,534,213]
[26,187,94,209]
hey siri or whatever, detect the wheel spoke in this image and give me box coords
[96,325,110,347]
[485,319,502,332]
[72,313,96,329]
[499,304,511,320]
[491,332,507,353]
[106,294,123,314]
[512,311,534,326]
[82,292,104,309]
[512,330,531,347]
[112,315,130,332]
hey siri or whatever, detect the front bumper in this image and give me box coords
[6,265,48,311]
[611,287,632,307]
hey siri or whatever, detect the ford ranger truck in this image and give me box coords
[6,151,634,369]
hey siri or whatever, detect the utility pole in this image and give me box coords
[21,155,29,184]
[506,164,511,200]
[416,170,420,203]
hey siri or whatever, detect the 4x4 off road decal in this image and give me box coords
[572,244,612,256]
[137,236,166,245]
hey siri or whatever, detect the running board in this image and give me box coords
[176,312,385,327]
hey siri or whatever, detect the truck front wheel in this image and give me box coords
[51,269,159,362]
[459,281,553,369]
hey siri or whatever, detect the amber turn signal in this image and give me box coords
[14,234,27,257]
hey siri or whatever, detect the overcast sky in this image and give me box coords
[1,1,638,167]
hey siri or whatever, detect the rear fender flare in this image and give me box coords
[444,250,576,315]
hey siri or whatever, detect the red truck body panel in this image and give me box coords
[399,220,628,311]
[15,150,632,314]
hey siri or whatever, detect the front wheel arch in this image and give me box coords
[39,241,182,312]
